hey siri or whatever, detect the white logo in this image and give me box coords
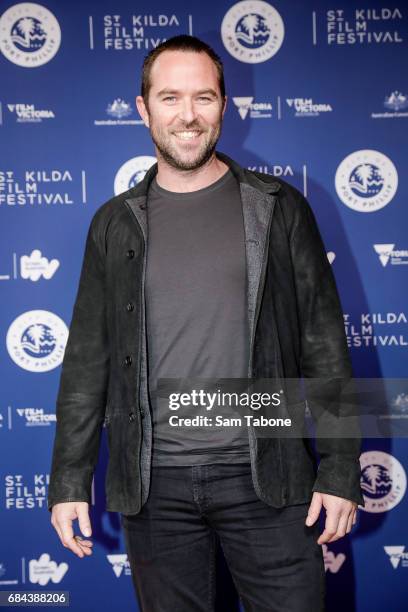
[322,544,346,573]
[384,546,408,569]
[107,554,130,577]
[232,96,272,119]
[7,103,55,122]
[29,553,68,585]
[373,244,408,267]
[0,3,61,67]
[327,251,336,265]
[20,249,60,280]
[335,150,398,212]
[16,408,56,426]
[359,451,407,513]
[221,1,284,63]
[107,98,132,118]
[6,310,68,372]
[286,98,332,117]
[114,156,156,195]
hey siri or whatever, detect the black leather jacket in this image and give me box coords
[47,151,365,514]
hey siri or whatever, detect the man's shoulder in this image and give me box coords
[247,167,304,203]
[88,185,139,230]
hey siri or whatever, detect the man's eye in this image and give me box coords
[163,96,176,102]
[197,97,211,102]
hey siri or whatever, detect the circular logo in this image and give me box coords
[221,1,284,63]
[335,150,398,212]
[359,450,406,513]
[6,310,68,372]
[0,3,61,67]
[114,156,157,195]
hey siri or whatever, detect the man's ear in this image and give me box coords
[136,95,150,128]
[222,95,228,117]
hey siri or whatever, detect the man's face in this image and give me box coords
[136,50,227,171]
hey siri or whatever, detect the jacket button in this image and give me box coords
[140,408,145,418]
[126,302,134,312]
[127,249,135,259]
[139,203,146,210]
[129,412,136,422]
[124,355,132,367]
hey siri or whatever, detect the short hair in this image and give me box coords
[140,35,226,105]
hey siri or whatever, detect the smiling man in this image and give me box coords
[48,35,364,612]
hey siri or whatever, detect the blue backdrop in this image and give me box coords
[1,1,407,610]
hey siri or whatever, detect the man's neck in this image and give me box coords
[155,152,229,193]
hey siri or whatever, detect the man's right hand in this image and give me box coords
[51,502,94,558]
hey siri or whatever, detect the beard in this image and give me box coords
[148,113,223,171]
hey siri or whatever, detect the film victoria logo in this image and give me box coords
[6,310,68,373]
[232,97,272,119]
[285,98,333,117]
[94,98,144,127]
[373,244,408,267]
[0,3,61,67]
[221,1,284,63]
[107,555,131,578]
[371,91,408,119]
[359,451,407,513]
[114,155,157,195]
[384,546,408,569]
[335,150,398,212]
[6,103,55,123]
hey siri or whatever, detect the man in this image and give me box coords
[48,35,364,611]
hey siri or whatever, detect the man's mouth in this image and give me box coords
[173,130,202,141]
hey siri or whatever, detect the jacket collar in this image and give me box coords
[124,150,281,200]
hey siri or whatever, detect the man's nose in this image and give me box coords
[177,99,198,124]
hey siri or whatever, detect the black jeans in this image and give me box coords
[121,462,326,612]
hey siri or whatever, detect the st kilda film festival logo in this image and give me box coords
[0,3,61,67]
[221,0,284,63]
[335,150,398,212]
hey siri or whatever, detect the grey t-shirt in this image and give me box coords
[145,167,251,466]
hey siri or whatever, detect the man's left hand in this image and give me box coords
[305,492,358,545]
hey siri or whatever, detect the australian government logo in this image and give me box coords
[335,150,398,212]
[232,96,272,119]
[371,91,408,119]
[94,98,143,126]
[0,3,61,67]
[6,310,68,372]
[359,451,406,513]
[114,155,156,195]
[221,1,284,63]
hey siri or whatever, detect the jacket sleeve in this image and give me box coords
[289,194,365,507]
[47,212,109,511]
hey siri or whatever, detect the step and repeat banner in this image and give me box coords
[1,1,407,610]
